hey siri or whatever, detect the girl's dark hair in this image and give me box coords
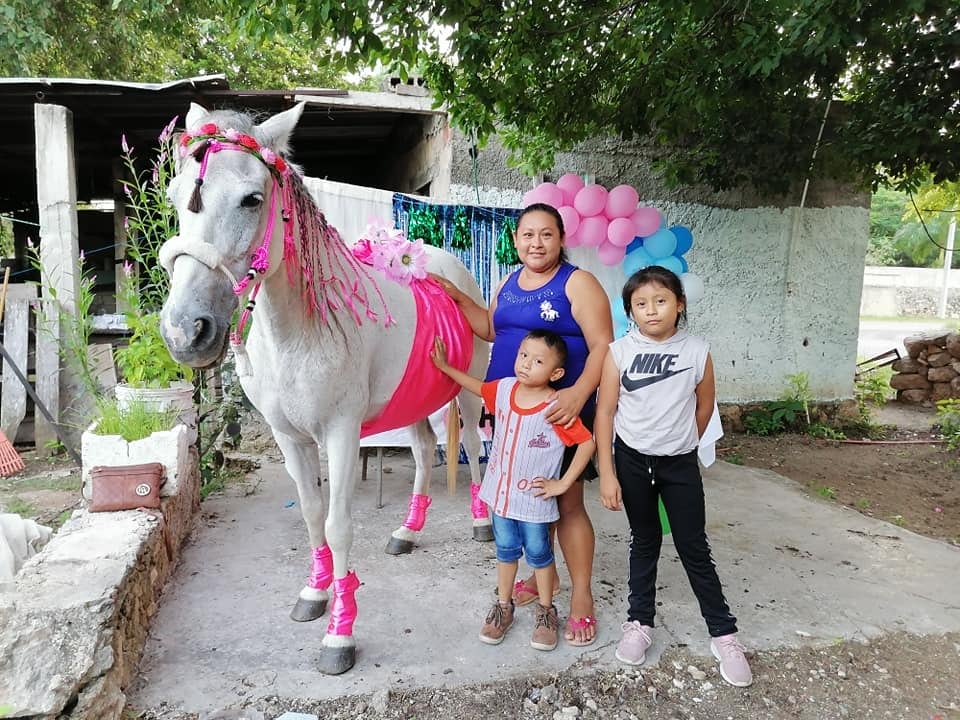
[523,328,568,366]
[517,202,568,264]
[622,266,687,327]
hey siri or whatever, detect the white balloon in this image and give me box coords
[680,272,705,305]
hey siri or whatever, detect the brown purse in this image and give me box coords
[89,462,166,512]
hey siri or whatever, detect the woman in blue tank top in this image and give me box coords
[434,203,614,646]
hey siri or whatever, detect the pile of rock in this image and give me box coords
[890,331,960,403]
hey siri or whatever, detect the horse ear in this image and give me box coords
[256,102,305,155]
[185,103,209,131]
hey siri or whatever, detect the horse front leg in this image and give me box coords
[458,390,493,542]
[385,418,436,555]
[319,422,361,675]
[273,431,330,623]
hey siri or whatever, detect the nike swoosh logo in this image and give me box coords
[621,367,692,391]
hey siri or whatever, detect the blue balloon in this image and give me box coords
[678,256,689,273]
[645,229,677,259]
[625,236,644,254]
[671,225,693,255]
[623,247,653,276]
[652,255,684,276]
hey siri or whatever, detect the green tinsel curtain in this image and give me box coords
[407,206,444,247]
[496,218,519,265]
[451,206,471,250]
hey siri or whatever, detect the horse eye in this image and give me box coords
[240,193,263,208]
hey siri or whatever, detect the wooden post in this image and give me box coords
[446,399,460,495]
[34,103,81,447]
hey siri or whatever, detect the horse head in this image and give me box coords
[159,102,305,368]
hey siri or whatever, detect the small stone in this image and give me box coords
[700,681,714,692]
[541,684,559,704]
[275,714,318,720]
[787,695,797,705]
[785,662,794,670]
[200,711,265,720]
[523,699,538,713]
[837,668,847,678]
[687,665,707,680]
[560,707,581,717]
[672,678,685,689]
[586,699,598,711]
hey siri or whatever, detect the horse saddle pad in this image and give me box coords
[89,462,166,512]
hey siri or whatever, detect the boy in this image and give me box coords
[431,329,596,650]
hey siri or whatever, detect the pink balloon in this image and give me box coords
[597,240,627,266]
[607,217,636,247]
[573,184,609,218]
[579,215,609,247]
[631,206,662,237]
[556,173,585,206]
[557,205,581,237]
[527,182,563,209]
[565,226,583,248]
[605,184,640,219]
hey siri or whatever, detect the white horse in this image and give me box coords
[158,103,491,675]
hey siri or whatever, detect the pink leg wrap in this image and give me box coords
[403,493,432,531]
[308,544,333,590]
[327,571,361,636]
[470,483,489,520]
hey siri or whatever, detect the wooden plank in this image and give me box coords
[1,299,31,441]
[33,299,60,454]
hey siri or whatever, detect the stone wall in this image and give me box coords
[890,331,960,404]
[0,447,200,719]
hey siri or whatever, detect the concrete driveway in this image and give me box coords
[127,452,960,716]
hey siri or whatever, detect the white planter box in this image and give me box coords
[81,422,189,500]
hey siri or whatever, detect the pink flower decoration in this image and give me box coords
[260,147,277,164]
[383,239,428,285]
[224,128,241,141]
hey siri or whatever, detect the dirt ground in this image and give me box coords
[716,401,959,547]
[4,401,959,720]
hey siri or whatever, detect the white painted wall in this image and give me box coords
[450,182,870,403]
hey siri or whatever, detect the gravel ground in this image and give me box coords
[140,632,960,720]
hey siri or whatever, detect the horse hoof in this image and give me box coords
[318,645,356,675]
[290,597,328,622]
[472,525,494,542]
[385,537,414,555]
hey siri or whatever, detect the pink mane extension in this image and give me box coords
[281,173,395,328]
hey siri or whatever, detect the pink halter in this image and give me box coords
[179,125,292,344]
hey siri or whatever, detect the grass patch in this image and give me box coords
[0,472,81,494]
[2,496,38,517]
[816,486,837,500]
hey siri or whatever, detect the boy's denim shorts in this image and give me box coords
[491,513,554,568]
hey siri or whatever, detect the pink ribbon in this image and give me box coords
[327,571,361,636]
[470,483,489,520]
[402,493,432,532]
[308,544,333,590]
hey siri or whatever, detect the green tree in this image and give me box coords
[190,0,957,193]
[868,187,908,266]
[897,179,960,268]
[0,0,345,89]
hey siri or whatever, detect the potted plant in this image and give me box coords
[113,119,197,441]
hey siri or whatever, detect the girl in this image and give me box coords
[594,266,752,687]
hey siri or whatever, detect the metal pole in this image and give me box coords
[937,214,956,319]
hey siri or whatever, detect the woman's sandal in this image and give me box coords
[512,579,540,606]
[565,615,598,647]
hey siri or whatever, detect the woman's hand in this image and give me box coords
[544,386,587,427]
[430,336,450,372]
[599,472,622,511]
[531,475,573,498]
[428,272,462,302]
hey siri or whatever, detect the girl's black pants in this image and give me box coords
[614,437,738,637]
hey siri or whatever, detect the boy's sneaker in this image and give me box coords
[530,603,559,651]
[710,633,753,687]
[615,621,653,665]
[479,600,514,644]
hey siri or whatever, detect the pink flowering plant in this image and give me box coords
[353,219,429,286]
[119,115,179,314]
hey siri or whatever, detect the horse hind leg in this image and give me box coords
[385,418,436,555]
[458,389,493,542]
[273,431,331,623]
